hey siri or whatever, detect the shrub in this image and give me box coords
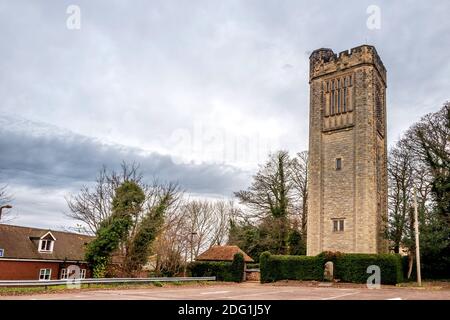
[333,253,403,285]
[231,253,245,283]
[260,251,404,284]
[188,261,233,281]
[259,252,323,283]
[188,253,246,282]
[246,263,260,269]
[402,254,450,280]
[259,251,271,283]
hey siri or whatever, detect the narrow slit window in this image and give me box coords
[337,86,341,113]
[331,89,335,115]
[336,158,342,170]
[343,87,347,112]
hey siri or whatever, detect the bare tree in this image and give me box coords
[291,151,308,236]
[407,103,450,222]
[152,198,236,275]
[0,185,14,222]
[65,161,145,234]
[153,205,189,276]
[387,139,414,253]
[234,151,296,220]
[234,150,308,254]
[386,103,450,279]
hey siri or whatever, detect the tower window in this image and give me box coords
[331,90,335,115]
[336,158,342,170]
[337,86,341,113]
[333,219,345,232]
[343,87,347,112]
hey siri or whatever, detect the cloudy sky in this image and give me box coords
[0,0,449,230]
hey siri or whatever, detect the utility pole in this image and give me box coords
[413,187,422,287]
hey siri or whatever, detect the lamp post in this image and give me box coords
[190,232,197,263]
[413,188,422,287]
[0,205,12,221]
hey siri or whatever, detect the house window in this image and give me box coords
[333,219,345,232]
[39,268,52,280]
[39,239,54,253]
[336,158,342,170]
[0,249,4,257]
[60,268,67,279]
[80,269,86,279]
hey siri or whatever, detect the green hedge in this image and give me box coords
[231,253,245,282]
[260,251,323,283]
[188,253,245,282]
[246,263,260,269]
[402,255,450,280]
[260,251,403,284]
[333,253,403,285]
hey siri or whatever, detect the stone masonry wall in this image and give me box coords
[307,45,388,256]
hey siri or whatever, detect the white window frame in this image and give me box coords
[80,269,86,279]
[60,268,68,279]
[38,231,56,253]
[0,248,4,257]
[39,268,52,280]
[38,239,54,253]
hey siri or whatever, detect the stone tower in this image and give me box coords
[306,45,388,256]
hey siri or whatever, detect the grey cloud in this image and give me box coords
[0,115,251,196]
[0,1,449,228]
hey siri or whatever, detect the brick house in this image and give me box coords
[0,224,94,280]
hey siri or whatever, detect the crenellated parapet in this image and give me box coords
[309,45,386,85]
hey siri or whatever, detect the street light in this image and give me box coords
[190,232,198,263]
[0,205,12,221]
[413,188,422,286]
[183,231,198,277]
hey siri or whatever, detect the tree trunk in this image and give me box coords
[407,253,414,279]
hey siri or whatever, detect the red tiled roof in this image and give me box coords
[196,245,254,263]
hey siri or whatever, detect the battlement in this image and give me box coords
[309,45,386,84]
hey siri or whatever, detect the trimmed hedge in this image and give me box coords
[188,261,234,281]
[333,253,403,285]
[260,251,323,283]
[188,253,245,282]
[231,253,245,282]
[246,263,260,269]
[260,251,403,284]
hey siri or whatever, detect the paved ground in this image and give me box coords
[2,282,450,300]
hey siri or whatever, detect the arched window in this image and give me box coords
[343,87,347,112]
[330,81,335,115]
[337,79,341,113]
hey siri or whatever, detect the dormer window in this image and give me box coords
[38,231,56,253]
[39,240,53,252]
